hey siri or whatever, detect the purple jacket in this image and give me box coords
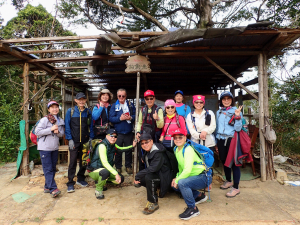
[35,115,65,151]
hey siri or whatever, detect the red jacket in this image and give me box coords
[225,130,253,168]
[161,114,187,140]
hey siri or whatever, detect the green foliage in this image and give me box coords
[0,92,22,162]
[56,216,65,223]
[270,75,300,154]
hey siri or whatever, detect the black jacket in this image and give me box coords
[135,143,173,197]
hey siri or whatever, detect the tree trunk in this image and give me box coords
[197,0,213,29]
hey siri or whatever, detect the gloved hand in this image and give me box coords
[68,139,75,150]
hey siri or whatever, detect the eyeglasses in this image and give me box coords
[166,106,175,109]
[109,134,118,138]
[194,101,204,104]
[118,95,126,98]
[141,140,151,146]
[174,136,184,141]
[145,97,154,101]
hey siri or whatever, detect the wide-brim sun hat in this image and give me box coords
[100,89,113,100]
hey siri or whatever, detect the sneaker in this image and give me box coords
[116,168,122,174]
[67,185,75,193]
[76,180,88,187]
[51,189,61,198]
[195,193,208,204]
[44,189,50,193]
[179,206,200,220]
[126,167,133,175]
[142,201,159,215]
[226,187,240,198]
[95,190,104,200]
[220,181,233,190]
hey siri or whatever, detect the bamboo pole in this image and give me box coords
[72,85,74,108]
[62,79,66,119]
[133,72,141,179]
[258,53,267,181]
[21,63,30,176]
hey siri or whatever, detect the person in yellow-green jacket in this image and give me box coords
[89,129,137,200]
[171,129,211,221]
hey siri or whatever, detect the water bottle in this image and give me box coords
[29,160,34,172]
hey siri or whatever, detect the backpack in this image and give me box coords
[174,139,214,200]
[141,105,162,137]
[30,117,46,145]
[164,150,179,179]
[82,139,103,171]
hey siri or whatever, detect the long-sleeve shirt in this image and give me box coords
[137,107,164,132]
[35,115,65,151]
[161,115,187,140]
[186,110,216,147]
[175,145,205,184]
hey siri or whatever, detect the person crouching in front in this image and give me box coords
[134,133,173,215]
[171,129,211,221]
[88,129,137,199]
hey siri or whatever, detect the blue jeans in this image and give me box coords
[39,150,58,192]
[174,173,209,208]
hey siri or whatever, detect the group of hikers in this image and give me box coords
[35,87,248,221]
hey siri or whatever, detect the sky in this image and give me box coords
[1,0,299,95]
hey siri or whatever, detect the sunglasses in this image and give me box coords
[174,136,184,141]
[194,101,204,104]
[118,95,126,98]
[166,106,175,109]
[145,97,154,101]
[140,140,151,146]
[109,134,118,138]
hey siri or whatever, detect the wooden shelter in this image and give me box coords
[1,22,299,181]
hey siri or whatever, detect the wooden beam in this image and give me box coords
[22,48,95,54]
[0,35,103,43]
[204,56,259,100]
[21,63,30,176]
[28,77,73,95]
[258,53,267,182]
[234,77,258,89]
[54,66,88,70]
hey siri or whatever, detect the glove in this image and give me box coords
[68,139,75,150]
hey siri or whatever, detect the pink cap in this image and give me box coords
[164,99,176,108]
[47,101,59,109]
[193,95,205,105]
[171,128,187,137]
[144,90,155,97]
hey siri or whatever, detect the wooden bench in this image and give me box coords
[58,145,70,165]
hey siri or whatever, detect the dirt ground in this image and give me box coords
[1,162,300,225]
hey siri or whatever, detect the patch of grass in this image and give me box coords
[98,217,104,222]
[0,162,5,167]
[17,220,25,223]
[56,216,65,223]
[33,217,40,222]
[81,222,84,225]
[83,219,88,221]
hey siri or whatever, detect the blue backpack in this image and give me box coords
[174,139,214,200]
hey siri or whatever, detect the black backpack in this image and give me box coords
[164,150,178,179]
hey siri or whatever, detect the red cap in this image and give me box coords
[144,90,155,97]
[171,128,187,137]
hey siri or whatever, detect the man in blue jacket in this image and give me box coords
[65,92,94,193]
[109,88,136,174]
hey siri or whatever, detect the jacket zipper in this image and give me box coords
[80,110,82,142]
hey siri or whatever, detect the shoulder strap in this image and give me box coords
[181,142,190,157]
[71,107,74,117]
[176,114,181,128]
[190,111,197,131]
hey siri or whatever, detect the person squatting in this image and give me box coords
[37,88,249,221]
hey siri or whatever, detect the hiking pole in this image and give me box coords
[151,179,160,203]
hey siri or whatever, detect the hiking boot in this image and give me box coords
[226,187,240,198]
[116,168,122,174]
[142,201,159,215]
[195,192,208,204]
[179,206,200,220]
[220,181,233,190]
[76,180,88,187]
[126,167,133,175]
[44,189,50,193]
[95,190,104,200]
[67,185,75,193]
[51,189,61,198]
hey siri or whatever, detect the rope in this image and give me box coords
[116,0,125,24]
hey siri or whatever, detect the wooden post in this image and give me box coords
[33,72,39,120]
[21,63,30,176]
[42,76,47,115]
[258,53,266,181]
[86,89,90,107]
[133,72,141,179]
[62,79,66,119]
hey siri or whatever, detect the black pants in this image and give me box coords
[115,133,133,169]
[217,138,241,189]
[140,172,160,203]
[67,142,86,186]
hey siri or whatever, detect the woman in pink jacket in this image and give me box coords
[159,99,187,152]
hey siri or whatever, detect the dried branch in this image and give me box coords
[99,0,134,13]
[155,6,196,17]
[256,0,267,22]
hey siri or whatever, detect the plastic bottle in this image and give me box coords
[29,160,34,172]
